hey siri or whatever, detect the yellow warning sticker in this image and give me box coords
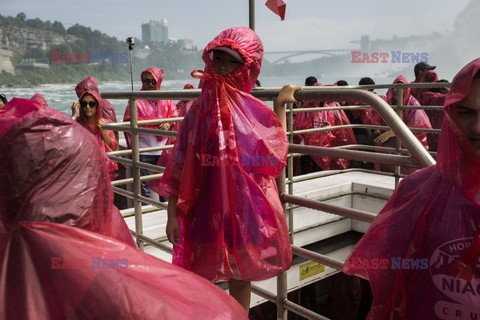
[299,261,325,281]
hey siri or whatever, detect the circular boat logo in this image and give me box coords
[429,238,480,319]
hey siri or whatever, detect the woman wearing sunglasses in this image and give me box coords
[73,81,119,180]
[123,67,177,200]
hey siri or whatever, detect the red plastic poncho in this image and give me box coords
[372,75,432,174]
[123,67,178,149]
[1,221,247,320]
[157,27,292,282]
[343,58,480,319]
[76,82,119,180]
[294,85,356,170]
[0,98,134,246]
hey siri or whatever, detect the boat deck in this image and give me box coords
[121,170,396,307]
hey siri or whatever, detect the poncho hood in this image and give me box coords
[75,76,107,131]
[437,58,480,199]
[202,26,263,93]
[386,75,412,106]
[141,67,164,90]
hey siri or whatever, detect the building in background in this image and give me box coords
[141,19,168,45]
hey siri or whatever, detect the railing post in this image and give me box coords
[287,102,294,242]
[394,88,403,187]
[249,0,255,31]
[274,99,289,320]
[277,273,288,320]
[129,97,144,250]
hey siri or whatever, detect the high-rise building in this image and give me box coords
[141,19,168,44]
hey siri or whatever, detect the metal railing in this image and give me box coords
[102,82,442,320]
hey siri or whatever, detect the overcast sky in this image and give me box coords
[0,0,472,52]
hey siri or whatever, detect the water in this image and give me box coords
[1,74,392,118]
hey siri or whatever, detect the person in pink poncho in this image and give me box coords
[373,75,432,174]
[417,70,450,152]
[0,97,134,245]
[123,67,178,199]
[71,76,118,141]
[157,27,295,312]
[0,98,247,320]
[343,58,480,319]
[72,78,119,180]
[176,83,196,117]
[294,82,357,173]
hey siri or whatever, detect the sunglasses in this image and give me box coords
[80,101,97,108]
[143,79,157,85]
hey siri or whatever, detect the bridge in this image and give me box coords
[264,49,355,64]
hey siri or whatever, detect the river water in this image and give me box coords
[1,74,392,117]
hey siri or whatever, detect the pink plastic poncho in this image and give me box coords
[157,27,292,282]
[76,81,119,180]
[294,83,357,170]
[343,58,480,319]
[418,71,447,151]
[372,75,432,174]
[0,98,134,246]
[417,70,439,105]
[1,221,247,320]
[31,93,48,107]
[176,83,196,117]
[123,67,178,148]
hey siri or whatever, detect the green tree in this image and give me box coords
[16,12,26,21]
[52,21,66,34]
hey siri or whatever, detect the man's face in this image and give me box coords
[451,76,480,157]
[142,73,157,90]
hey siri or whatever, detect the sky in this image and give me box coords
[0,0,472,53]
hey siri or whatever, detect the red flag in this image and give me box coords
[265,0,286,20]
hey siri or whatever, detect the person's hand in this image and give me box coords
[374,130,395,144]
[159,122,172,130]
[166,215,180,245]
[276,84,302,106]
[71,101,80,119]
[97,118,106,130]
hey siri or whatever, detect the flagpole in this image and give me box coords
[249,0,255,30]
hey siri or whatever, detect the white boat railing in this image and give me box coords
[102,82,445,320]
